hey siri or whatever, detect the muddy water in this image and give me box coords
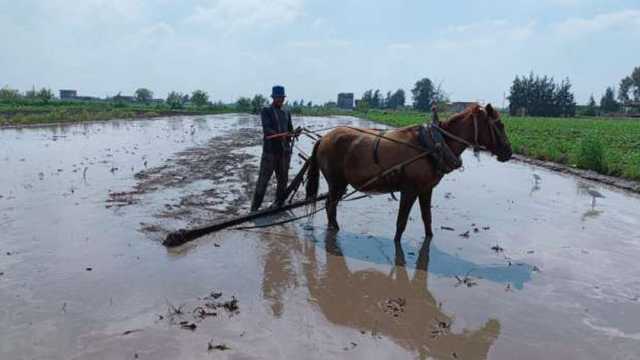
[1,114,639,360]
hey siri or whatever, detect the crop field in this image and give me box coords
[360,110,640,181]
[0,101,234,126]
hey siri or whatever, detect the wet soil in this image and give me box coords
[1,114,639,360]
[107,127,262,233]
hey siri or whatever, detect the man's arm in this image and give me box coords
[261,108,277,137]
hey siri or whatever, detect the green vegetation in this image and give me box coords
[508,73,576,117]
[351,109,640,181]
[0,99,235,126]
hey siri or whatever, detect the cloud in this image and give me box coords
[434,20,537,49]
[186,0,303,31]
[554,9,640,37]
[287,39,351,49]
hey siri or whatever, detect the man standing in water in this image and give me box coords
[251,85,297,212]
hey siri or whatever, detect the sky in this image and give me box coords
[1,0,639,105]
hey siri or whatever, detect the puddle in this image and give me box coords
[1,114,639,359]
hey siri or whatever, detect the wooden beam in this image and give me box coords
[163,193,328,247]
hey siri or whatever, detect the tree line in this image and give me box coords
[356,79,448,112]
[508,73,576,117]
[584,66,640,115]
[0,86,54,103]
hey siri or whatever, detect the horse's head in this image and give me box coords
[469,104,512,162]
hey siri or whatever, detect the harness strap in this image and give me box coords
[373,129,387,164]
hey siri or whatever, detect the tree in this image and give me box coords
[135,88,153,103]
[0,86,20,102]
[383,91,392,109]
[412,78,436,111]
[556,78,576,117]
[191,90,209,107]
[619,76,633,103]
[25,86,37,99]
[37,88,53,103]
[584,95,597,116]
[600,86,620,113]
[236,97,252,112]
[166,91,185,109]
[632,66,640,101]
[361,90,374,108]
[387,89,405,109]
[251,94,267,114]
[371,90,382,109]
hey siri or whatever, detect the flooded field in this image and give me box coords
[1,114,639,360]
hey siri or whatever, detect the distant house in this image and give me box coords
[75,96,101,102]
[448,101,478,113]
[111,94,136,103]
[622,101,640,116]
[59,89,77,100]
[337,93,354,110]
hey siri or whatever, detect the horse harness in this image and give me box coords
[371,125,461,177]
[433,112,505,152]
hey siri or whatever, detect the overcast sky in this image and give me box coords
[1,0,639,105]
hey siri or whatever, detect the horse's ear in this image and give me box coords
[486,103,496,118]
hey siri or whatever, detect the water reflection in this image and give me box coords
[311,231,533,289]
[302,230,501,360]
[258,221,302,318]
[581,209,604,222]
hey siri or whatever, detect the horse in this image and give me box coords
[305,103,512,244]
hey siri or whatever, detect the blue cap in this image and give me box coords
[271,85,286,98]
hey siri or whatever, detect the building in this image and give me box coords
[337,93,354,110]
[111,94,136,103]
[59,89,77,100]
[448,101,478,113]
[622,101,640,116]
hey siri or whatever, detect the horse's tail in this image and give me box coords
[305,140,321,211]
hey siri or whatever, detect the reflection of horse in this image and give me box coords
[303,230,501,360]
[305,105,512,246]
[316,231,533,289]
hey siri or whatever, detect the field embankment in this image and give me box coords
[356,110,640,182]
[0,101,235,127]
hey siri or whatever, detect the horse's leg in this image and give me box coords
[418,188,434,238]
[326,182,347,230]
[394,190,418,244]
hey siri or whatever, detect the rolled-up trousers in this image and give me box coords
[251,152,291,211]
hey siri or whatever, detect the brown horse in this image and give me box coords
[305,104,512,243]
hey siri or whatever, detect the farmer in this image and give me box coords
[250,85,299,212]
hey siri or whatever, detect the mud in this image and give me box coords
[1,114,640,360]
[107,127,262,232]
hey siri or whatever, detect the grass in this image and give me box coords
[346,109,640,181]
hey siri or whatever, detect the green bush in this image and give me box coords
[576,135,605,172]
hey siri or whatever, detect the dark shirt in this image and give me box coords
[260,105,293,155]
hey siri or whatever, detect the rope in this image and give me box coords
[304,126,428,154]
[232,194,370,230]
